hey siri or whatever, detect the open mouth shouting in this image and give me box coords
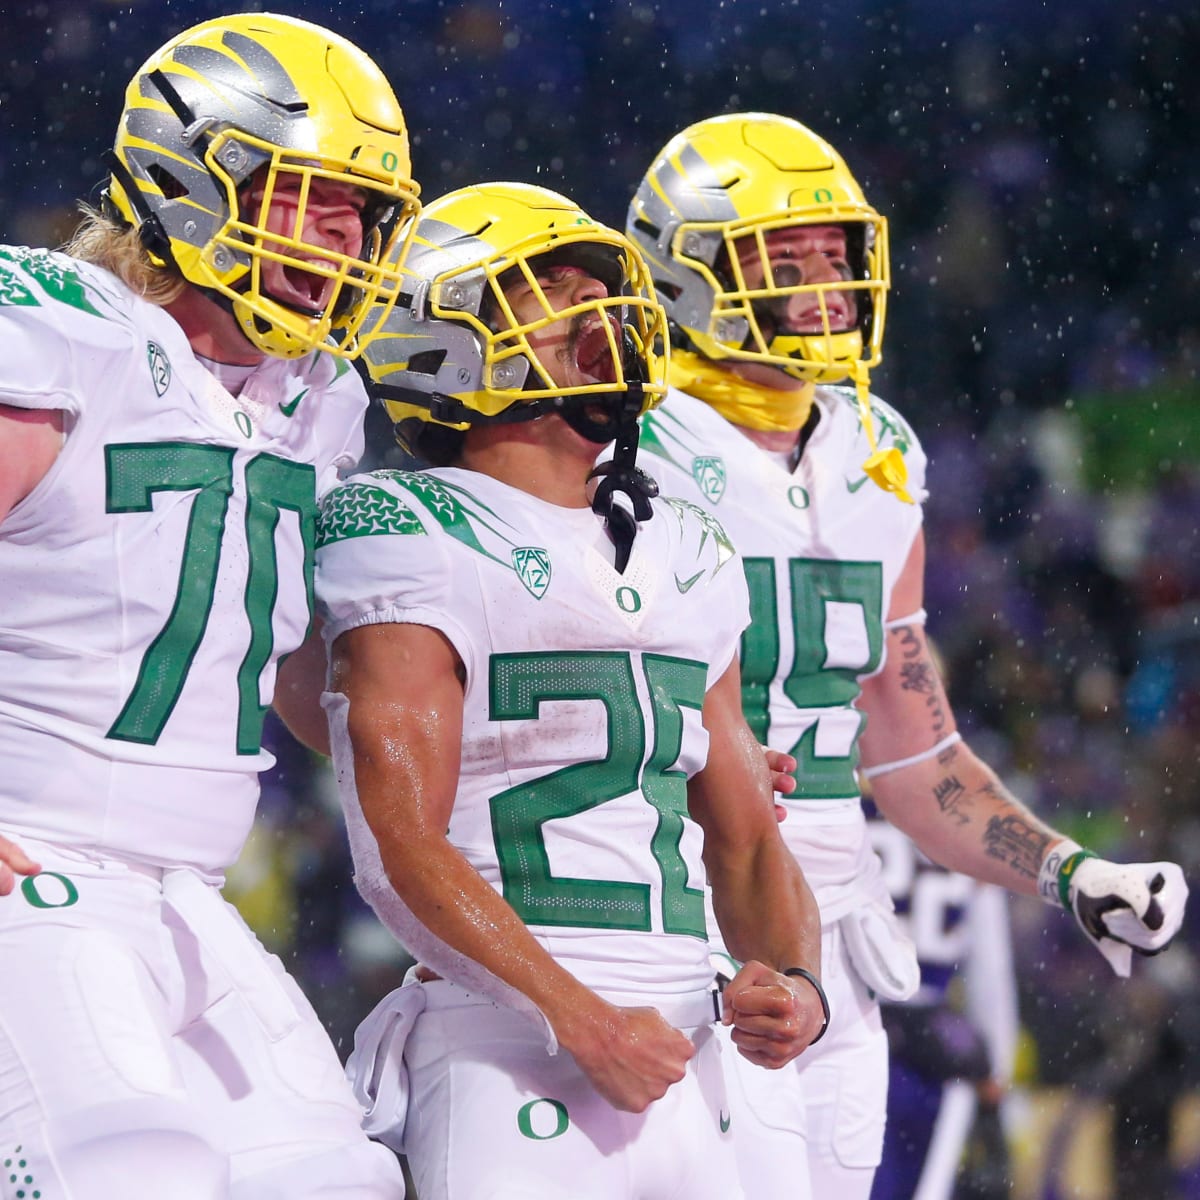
[272,258,339,316]
[570,314,622,385]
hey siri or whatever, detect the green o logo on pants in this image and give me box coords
[21,872,79,909]
[517,1098,570,1140]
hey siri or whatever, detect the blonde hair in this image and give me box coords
[63,205,187,307]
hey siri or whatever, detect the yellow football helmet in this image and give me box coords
[106,13,421,359]
[627,112,889,385]
[366,181,668,463]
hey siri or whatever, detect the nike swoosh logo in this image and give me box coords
[845,475,869,493]
[719,1111,731,1133]
[279,387,309,418]
[675,569,704,594]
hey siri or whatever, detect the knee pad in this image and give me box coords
[40,1097,229,1200]
[230,1137,405,1200]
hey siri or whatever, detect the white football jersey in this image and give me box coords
[316,467,749,1001]
[0,247,367,871]
[640,385,928,921]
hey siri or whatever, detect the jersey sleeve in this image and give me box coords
[0,247,132,417]
[314,471,477,678]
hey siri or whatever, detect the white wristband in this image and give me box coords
[883,608,927,631]
[1036,838,1085,908]
[861,731,961,780]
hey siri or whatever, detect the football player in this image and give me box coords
[309,181,826,1199]
[0,14,419,1198]
[623,112,1188,1199]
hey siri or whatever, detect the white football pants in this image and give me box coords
[0,833,404,1200]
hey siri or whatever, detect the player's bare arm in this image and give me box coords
[860,531,1080,888]
[859,531,1069,888]
[860,530,1187,972]
[331,619,695,1113]
[689,657,826,1066]
[0,404,62,523]
[273,620,332,757]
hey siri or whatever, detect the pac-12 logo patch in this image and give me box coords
[512,547,551,598]
[691,456,726,504]
[147,342,171,396]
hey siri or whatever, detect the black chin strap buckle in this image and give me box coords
[588,459,658,525]
[587,390,658,574]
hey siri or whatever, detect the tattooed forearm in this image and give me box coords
[983,814,1052,880]
[893,624,949,738]
[932,774,972,825]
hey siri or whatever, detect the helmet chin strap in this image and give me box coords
[580,382,659,574]
[852,361,914,504]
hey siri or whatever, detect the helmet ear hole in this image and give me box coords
[146,164,188,201]
[407,350,447,376]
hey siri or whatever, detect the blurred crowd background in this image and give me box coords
[4,1,1198,1195]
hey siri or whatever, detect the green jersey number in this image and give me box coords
[489,650,707,936]
[741,557,883,799]
[105,442,317,753]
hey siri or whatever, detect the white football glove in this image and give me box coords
[1039,841,1188,977]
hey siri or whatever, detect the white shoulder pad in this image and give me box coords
[0,247,136,415]
[316,468,461,637]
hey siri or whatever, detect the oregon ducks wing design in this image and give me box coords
[317,468,538,575]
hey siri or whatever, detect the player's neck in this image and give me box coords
[166,287,266,367]
[460,421,593,508]
[737,425,802,455]
[735,402,821,471]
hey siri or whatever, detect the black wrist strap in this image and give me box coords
[784,967,830,1044]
